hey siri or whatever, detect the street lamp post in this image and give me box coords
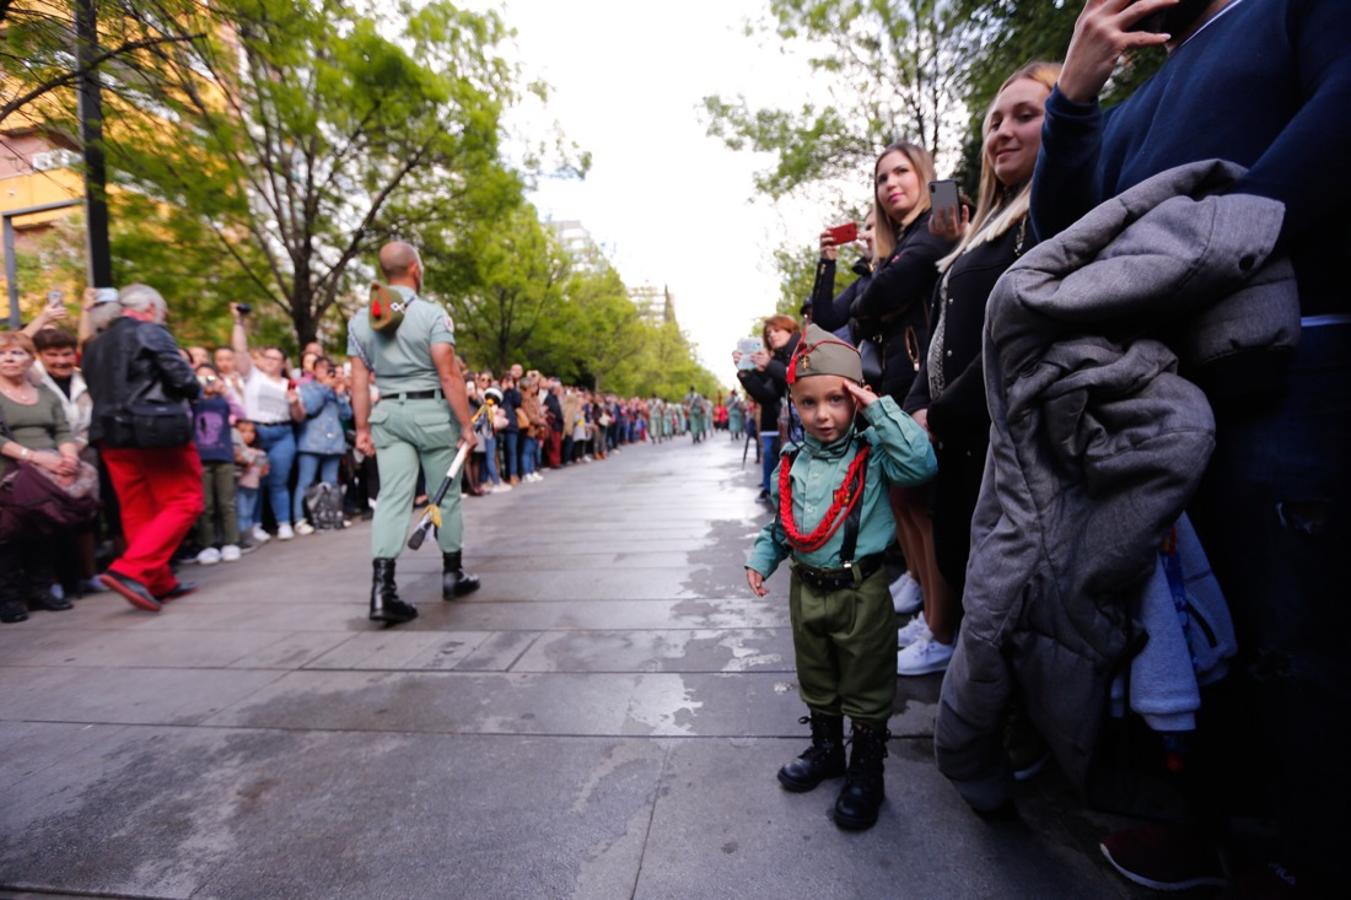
[75,0,113,289]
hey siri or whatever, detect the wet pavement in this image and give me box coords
[0,436,1140,898]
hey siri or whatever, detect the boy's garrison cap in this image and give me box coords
[787,323,863,385]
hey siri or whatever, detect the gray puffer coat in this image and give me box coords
[935,160,1299,811]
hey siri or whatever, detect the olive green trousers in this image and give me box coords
[789,565,897,726]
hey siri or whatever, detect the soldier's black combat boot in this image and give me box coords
[369,558,417,624]
[777,711,846,792]
[833,720,890,830]
[441,551,480,600]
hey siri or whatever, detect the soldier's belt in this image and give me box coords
[792,554,884,592]
[384,389,443,401]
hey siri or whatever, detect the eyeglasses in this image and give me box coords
[263,353,285,362]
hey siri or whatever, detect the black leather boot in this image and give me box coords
[833,720,890,830]
[369,558,417,624]
[777,711,846,792]
[441,551,480,600]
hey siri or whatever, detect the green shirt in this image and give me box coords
[0,385,73,475]
[346,286,455,394]
[746,395,936,577]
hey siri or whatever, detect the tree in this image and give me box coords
[703,0,977,200]
[433,201,570,373]
[0,0,204,128]
[41,0,517,347]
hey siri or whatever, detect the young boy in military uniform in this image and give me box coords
[349,241,480,624]
[745,323,936,830]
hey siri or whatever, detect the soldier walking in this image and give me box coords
[349,241,480,624]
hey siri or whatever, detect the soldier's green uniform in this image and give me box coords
[686,391,705,443]
[348,286,465,561]
[745,323,935,830]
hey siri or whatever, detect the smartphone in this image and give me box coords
[929,179,960,218]
[235,302,252,315]
[827,222,858,245]
[46,290,64,308]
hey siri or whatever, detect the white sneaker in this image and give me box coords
[251,525,271,543]
[197,547,222,566]
[220,544,241,563]
[896,615,931,649]
[295,521,315,536]
[492,483,512,493]
[890,571,923,615]
[277,523,295,540]
[897,634,955,676]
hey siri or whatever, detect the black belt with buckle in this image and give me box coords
[385,389,443,401]
[793,554,884,592]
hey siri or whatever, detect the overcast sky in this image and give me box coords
[478,0,842,387]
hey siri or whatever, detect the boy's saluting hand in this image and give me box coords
[746,568,769,597]
[842,379,878,408]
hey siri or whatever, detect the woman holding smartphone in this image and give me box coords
[899,61,1059,676]
[818,142,955,671]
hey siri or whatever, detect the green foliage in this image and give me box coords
[703,0,976,200]
[425,199,719,398]
[772,243,865,321]
[43,0,519,348]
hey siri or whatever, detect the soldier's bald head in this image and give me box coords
[378,241,421,281]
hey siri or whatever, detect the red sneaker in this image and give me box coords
[1100,824,1228,892]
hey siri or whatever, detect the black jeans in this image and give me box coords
[1189,321,1351,888]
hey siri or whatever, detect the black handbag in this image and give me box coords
[858,334,885,391]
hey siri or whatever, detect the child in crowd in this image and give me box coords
[192,364,241,563]
[233,419,269,545]
[745,324,936,831]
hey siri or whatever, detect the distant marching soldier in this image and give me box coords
[349,241,480,625]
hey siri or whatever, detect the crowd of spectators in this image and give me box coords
[737,0,1349,890]
[0,289,737,621]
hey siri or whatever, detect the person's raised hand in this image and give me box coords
[731,349,744,366]
[746,567,768,597]
[1060,0,1177,104]
[929,204,969,242]
[751,349,771,371]
[843,379,879,408]
[818,229,839,261]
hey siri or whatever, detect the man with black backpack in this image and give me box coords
[82,284,203,612]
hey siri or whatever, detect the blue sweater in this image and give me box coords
[1031,0,1351,315]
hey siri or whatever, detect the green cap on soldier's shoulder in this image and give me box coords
[788,323,863,384]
